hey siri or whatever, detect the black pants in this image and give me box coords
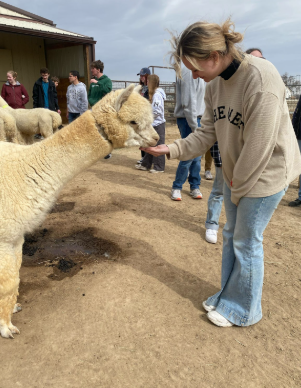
[142,122,165,171]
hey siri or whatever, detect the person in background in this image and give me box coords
[141,19,301,327]
[88,60,112,106]
[66,70,88,124]
[33,68,60,139]
[51,76,60,89]
[136,74,166,173]
[33,68,60,113]
[170,67,206,201]
[88,60,112,159]
[289,94,301,207]
[246,48,264,58]
[136,67,151,165]
[205,142,224,244]
[137,67,151,99]
[1,70,29,109]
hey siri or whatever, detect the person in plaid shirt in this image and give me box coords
[205,142,224,244]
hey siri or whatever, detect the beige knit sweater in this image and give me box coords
[168,55,301,205]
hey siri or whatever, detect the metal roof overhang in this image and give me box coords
[0,24,96,45]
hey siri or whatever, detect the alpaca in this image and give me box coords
[0,108,20,143]
[0,84,159,339]
[0,97,62,144]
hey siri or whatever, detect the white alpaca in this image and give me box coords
[0,97,62,144]
[0,108,20,143]
[0,84,158,338]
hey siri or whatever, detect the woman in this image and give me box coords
[141,19,301,327]
[1,70,29,109]
[136,74,166,173]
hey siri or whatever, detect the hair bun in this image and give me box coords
[222,19,243,44]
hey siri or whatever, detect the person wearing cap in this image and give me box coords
[137,67,151,99]
[136,67,151,164]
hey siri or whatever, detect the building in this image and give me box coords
[0,1,96,120]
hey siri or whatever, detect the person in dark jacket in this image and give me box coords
[1,70,29,109]
[32,68,61,113]
[289,95,301,206]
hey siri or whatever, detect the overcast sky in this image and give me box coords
[6,0,301,82]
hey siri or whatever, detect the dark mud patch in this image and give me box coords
[50,202,75,213]
[23,229,48,256]
[22,228,122,280]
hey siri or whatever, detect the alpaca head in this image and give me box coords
[92,84,159,149]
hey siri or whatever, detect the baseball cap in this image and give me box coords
[137,67,151,76]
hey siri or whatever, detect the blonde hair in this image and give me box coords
[148,74,160,103]
[7,70,17,79]
[169,18,244,77]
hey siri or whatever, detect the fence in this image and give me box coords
[112,80,176,123]
[112,75,301,122]
[283,75,301,118]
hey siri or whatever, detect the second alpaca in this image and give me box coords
[136,74,166,173]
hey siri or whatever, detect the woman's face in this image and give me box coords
[7,73,15,84]
[140,75,146,84]
[182,56,220,83]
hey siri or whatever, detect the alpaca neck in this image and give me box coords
[0,96,12,109]
[32,110,112,189]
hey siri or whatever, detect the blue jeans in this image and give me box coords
[172,117,201,190]
[68,112,80,123]
[206,183,285,326]
[298,140,301,201]
[205,166,224,231]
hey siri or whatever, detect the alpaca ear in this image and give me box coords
[134,85,142,93]
[115,84,135,111]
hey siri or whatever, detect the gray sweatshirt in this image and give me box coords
[174,68,206,132]
[66,82,88,114]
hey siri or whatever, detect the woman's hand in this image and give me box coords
[140,144,170,157]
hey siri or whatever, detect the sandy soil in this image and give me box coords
[1,125,300,388]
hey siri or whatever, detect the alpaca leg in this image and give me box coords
[39,115,53,138]
[0,246,20,338]
[12,238,23,315]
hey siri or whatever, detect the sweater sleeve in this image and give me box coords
[230,91,281,205]
[21,85,29,106]
[168,88,217,160]
[98,78,112,97]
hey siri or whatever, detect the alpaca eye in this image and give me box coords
[130,121,137,125]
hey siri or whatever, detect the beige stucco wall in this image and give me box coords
[0,31,46,108]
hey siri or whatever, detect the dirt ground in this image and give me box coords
[1,125,301,388]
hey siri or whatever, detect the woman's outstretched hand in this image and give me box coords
[139,144,170,157]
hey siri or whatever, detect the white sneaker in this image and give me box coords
[149,169,164,173]
[205,229,217,244]
[207,310,233,327]
[190,188,203,199]
[135,165,148,170]
[202,301,216,312]
[205,170,213,180]
[171,189,182,201]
